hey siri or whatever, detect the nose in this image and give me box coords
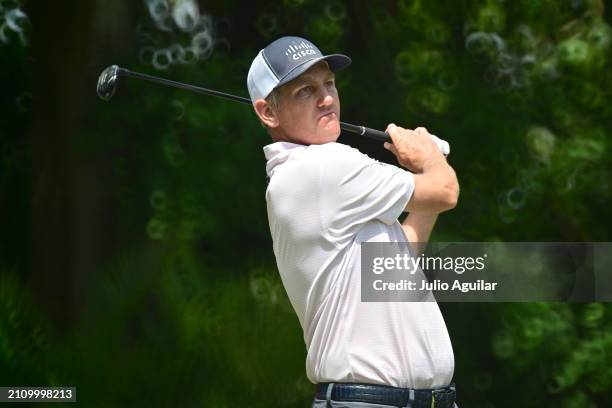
[318,92,334,108]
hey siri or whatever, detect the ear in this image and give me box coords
[253,99,280,128]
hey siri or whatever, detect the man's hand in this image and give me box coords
[383,124,446,174]
[384,123,460,214]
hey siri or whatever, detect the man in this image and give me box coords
[247,36,460,408]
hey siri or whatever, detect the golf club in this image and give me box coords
[96,65,450,155]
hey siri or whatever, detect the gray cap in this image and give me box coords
[247,36,351,102]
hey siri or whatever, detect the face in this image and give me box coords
[261,61,341,145]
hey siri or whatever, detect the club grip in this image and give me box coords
[361,126,390,142]
[361,126,450,156]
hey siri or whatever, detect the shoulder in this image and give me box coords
[305,142,375,167]
[307,143,395,189]
[310,142,363,155]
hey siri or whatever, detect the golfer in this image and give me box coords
[248,36,460,408]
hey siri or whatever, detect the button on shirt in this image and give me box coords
[263,141,454,389]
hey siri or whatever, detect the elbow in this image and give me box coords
[446,187,459,210]
[439,164,459,212]
[442,179,460,211]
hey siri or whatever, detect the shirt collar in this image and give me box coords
[263,141,306,177]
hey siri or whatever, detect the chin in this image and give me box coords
[328,132,341,142]
[296,125,340,145]
[321,124,341,142]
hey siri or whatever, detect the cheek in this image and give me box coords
[283,103,314,126]
[277,107,306,133]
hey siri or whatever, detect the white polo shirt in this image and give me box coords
[264,141,454,389]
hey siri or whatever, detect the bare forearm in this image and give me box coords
[383,125,459,213]
[406,161,459,213]
[401,212,438,255]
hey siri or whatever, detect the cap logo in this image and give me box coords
[284,40,317,61]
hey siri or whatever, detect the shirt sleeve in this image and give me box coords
[320,143,414,236]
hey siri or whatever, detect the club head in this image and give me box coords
[97,65,120,101]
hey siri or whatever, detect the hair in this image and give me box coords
[266,88,282,113]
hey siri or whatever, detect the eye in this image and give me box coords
[297,86,314,97]
[325,80,337,92]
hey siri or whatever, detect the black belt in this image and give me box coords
[315,382,456,408]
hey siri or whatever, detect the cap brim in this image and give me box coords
[275,54,351,89]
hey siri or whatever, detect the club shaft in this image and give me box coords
[117,67,392,143]
[118,67,251,105]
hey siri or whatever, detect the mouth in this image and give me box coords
[318,111,338,121]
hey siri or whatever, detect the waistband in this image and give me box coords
[315,382,456,408]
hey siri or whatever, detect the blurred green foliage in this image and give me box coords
[1,0,611,406]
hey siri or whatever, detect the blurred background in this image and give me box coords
[1,0,611,406]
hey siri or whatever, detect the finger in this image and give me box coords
[386,124,401,144]
[384,142,398,155]
[387,124,408,143]
[415,126,429,135]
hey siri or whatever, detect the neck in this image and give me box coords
[270,129,307,145]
